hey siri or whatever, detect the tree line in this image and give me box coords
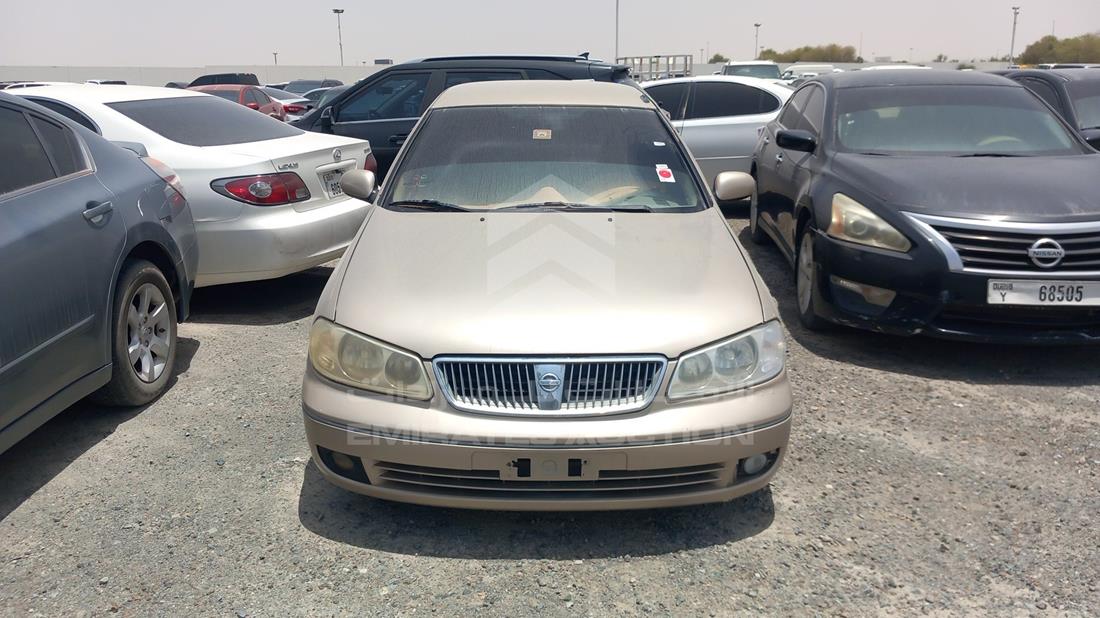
[704,32,1100,65]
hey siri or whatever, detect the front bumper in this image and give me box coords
[809,231,1100,344]
[194,197,369,287]
[302,365,792,511]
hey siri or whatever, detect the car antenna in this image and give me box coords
[579,51,590,59]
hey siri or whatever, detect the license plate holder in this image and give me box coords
[321,169,345,198]
[987,279,1100,306]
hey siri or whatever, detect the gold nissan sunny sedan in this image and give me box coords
[302,80,793,510]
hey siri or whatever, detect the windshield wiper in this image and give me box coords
[497,202,654,212]
[388,199,471,212]
[953,153,1029,158]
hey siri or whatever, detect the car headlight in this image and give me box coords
[667,321,786,401]
[308,318,432,400]
[827,193,911,252]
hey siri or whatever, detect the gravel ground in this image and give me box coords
[2,211,1099,616]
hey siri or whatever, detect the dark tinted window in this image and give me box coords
[686,82,781,119]
[0,107,56,195]
[107,96,302,146]
[778,86,812,127]
[835,85,1081,155]
[443,72,523,89]
[285,80,325,94]
[262,87,299,101]
[645,83,688,120]
[338,73,431,122]
[1067,80,1100,130]
[30,116,85,176]
[206,90,240,102]
[25,98,99,133]
[1020,78,1061,110]
[253,89,271,105]
[523,69,567,80]
[389,106,704,211]
[798,86,826,135]
[722,64,782,79]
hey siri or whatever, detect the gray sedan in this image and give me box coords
[0,92,197,453]
[643,76,792,184]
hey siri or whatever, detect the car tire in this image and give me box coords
[749,182,769,246]
[91,259,178,407]
[795,224,830,331]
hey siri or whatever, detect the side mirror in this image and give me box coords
[713,171,755,201]
[320,106,334,131]
[340,169,376,201]
[245,102,260,110]
[776,129,817,153]
[1082,128,1100,151]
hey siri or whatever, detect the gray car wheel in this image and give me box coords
[795,225,828,331]
[92,259,177,406]
[749,182,769,245]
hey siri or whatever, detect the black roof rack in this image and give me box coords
[416,54,599,63]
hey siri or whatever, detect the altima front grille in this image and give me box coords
[907,213,1100,274]
[433,357,666,416]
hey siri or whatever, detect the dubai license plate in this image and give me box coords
[987,280,1100,306]
[321,169,344,197]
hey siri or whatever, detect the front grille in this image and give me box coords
[937,304,1100,330]
[433,357,666,416]
[927,223,1100,273]
[374,460,726,499]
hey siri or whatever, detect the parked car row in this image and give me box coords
[5,56,1100,513]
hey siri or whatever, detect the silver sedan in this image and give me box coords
[643,76,792,184]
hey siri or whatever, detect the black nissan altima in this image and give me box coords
[749,70,1100,344]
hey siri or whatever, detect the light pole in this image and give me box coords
[753,23,761,60]
[614,0,620,61]
[1009,6,1021,64]
[272,51,278,65]
[332,8,345,67]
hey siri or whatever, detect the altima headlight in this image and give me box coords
[827,193,911,252]
[309,318,432,400]
[667,321,786,401]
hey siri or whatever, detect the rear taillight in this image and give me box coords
[284,103,307,114]
[141,156,187,199]
[363,152,378,174]
[211,173,310,206]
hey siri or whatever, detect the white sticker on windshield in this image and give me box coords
[532,129,552,140]
[656,164,675,183]
[653,141,666,146]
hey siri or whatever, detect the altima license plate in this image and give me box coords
[987,280,1100,306]
[321,169,344,197]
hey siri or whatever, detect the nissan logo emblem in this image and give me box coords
[1027,238,1065,269]
[537,373,561,392]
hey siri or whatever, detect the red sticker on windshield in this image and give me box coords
[656,164,675,183]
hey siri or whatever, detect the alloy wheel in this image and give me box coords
[126,283,172,383]
[797,231,815,314]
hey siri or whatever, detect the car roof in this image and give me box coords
[725,60,778,65]
[639,75,791,96]
[11,84,207,103]
[431,80,651,110]
[1002,68,1100,83]
[190,84,249,91]
[813,69,1016,89]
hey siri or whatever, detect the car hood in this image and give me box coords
[832,153,1100,222]
[333,207,764,358]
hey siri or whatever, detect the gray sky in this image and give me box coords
[3,0,1098,66]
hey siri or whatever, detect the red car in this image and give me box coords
[188,84,286,121]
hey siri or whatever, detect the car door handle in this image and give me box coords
[774,153,784,165]
[389,134,408,146]
[82,201,113,223]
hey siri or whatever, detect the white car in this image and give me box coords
[16,85,375,287]
[642,75,792,182]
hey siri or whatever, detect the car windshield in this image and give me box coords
[1067,80,1100,130]
[723,65,781,79]
[107,96,302,146]
[316,86,348,107]
[286,80,324,94]
[835,85,1083,156]
[386,105,705,212]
